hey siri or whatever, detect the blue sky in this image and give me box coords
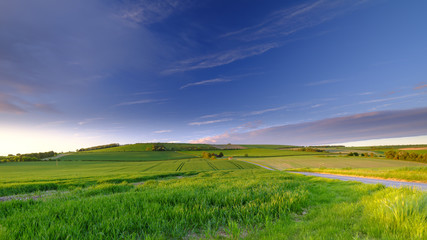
[1,0,427,154]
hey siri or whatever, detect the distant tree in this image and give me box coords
[353,152,359,157]
[218,152,224,158]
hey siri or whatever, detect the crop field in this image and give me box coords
[59,151,195,161]
[86,143,216,152]
[182,148,325,158]
[1,144,426,239]
[0,170,425,239]
[239,144,298,149]
[241,155,427,170]
[0,159,257,197]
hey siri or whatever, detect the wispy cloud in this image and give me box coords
[305,79,342,86]
[188,118,232,126]
[114,98,168,107]
[0,100,26,114]
[0,93,58,114]
[119,0,195,25]
[414,83,427,90]
[180,78,232,89]
[165,43,278,74]
[78,118,104,125]
[166,1,366,73]
[199,112,235,119]
[154,129,172,133]
[359,93,422,104]
[246,105,289,116]
[192,107,427,145]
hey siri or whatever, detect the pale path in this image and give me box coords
[289,171,427,191]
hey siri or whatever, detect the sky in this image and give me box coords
[1,0,427,155]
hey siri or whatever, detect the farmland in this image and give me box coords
[0,143,426,239]
[241,155,427,170]
[59,151,195,161]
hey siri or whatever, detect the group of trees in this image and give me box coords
[150,143,166,151]
[0,151,57,163]
[201,152,224,160]
[385,150,427,163]
[347,152,376,157]
[298,147,325,152]
[78,143,120,152]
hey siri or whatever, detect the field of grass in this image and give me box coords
[87,143,216,152]
[239,144,298,149]
[0,170,425,239]
[288,166,427,182]
[59,151,195,161]
[1,144,426,239]
[182,148,325,158]
[241,155,427,170]
[0,159,257,197]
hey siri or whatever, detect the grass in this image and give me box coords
[87,143,216,152]
[0,159,258,196]
[0,170,425,239]
[239,145,298,149]
[182,148,324,158]
[241,155,427,170]
[58,151,195,161]
[1,144,426,239]
[288,166,427,182]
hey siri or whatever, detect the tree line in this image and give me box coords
[78,143,120,152]
[385,150,427,163]
[0,151,57,163]
[297,147,325,152]
[201,152,224,160]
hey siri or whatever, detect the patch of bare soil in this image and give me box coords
[400,147,427,150]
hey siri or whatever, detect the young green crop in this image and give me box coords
[0,170,425,239]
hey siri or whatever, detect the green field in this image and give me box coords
[59,151,195,161]
[0,170,425,239]
[239,144,298,149]
[86,143,216,152]
[0,159,257,197]
[1,144,426,239]
[240,155,427,170]
[182,148,324,158]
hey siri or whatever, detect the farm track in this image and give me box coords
[289,172,427,191]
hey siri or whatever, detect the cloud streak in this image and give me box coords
[166,43,278,74]
[305,79,342,87]
[114,99,168,107]
[167,0,366,73]
[188,118,232,126]
[180,78,232,89]
[154,130,172,133]
[192,107,427,145]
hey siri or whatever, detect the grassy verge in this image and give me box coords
[288,166,427,182]
[0,170,425,239]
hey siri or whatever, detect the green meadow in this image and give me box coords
[59,151,195,161]
[0,143,426,239]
